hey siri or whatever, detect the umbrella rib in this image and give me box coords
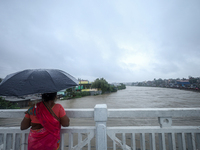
[46,70,57,89]
[62,71,79,85]
[27,70,35,82]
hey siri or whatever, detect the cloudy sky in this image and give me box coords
[0,0,200,83]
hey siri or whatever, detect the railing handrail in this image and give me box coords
[1,108,200,118]
[0,109,94,118]
[1,105,200,150]
[108,108,200,118]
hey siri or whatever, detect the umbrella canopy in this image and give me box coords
[0,69,79,96]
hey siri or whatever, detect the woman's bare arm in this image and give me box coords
[60,115,70,127]
[21,117,31,130]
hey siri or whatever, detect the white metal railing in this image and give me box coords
[0,104,200,150]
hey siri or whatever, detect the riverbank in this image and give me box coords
[133,85,200,93]
[169,86,200,92]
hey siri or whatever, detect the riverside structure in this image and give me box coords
[0,104,200,150]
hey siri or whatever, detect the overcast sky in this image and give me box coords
[0,0,200,83]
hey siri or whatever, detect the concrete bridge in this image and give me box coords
[0,104,200,150]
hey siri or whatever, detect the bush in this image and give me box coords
[0,97,20,109]
[117,83,126,90]
[74,91,90,97]
[110,85,117,92]
[61,91,91,100]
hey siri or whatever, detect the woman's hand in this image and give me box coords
[60,115,70,127]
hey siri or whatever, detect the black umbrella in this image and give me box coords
[0,69,79,96]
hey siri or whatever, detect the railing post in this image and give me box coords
[94,104,108,150]
[158,117,172,128]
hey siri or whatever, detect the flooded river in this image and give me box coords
[58,86,200,108]
[1,86,200,126]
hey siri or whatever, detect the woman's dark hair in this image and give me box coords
[42,92,57,102]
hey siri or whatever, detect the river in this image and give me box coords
[1,86,200,126]
[57,86,200,108]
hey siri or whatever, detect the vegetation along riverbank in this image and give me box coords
[60,78,126,100]
[129,76,200,93]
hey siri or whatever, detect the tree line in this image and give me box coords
[91,78,126,93]
[62,78,126,100]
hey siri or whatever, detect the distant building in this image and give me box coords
[75,80,102,95]
[57,90,66,98]
[176,80,190,87]
[146,81,152,86]
[112,83,121,87]
[76,80,92,91]
[4,95,41,108]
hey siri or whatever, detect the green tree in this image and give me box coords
[66,87,76,98]
[0,78,2,83]
[189,76,197,84]
[110,84,117,92]
[138,82,143,86]
[0,97,19,109]
[91,78,111,93]
[91,78,101,90]
[153,78,164,87]
[120,83,126,89]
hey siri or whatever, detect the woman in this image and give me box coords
[21,92,70,150]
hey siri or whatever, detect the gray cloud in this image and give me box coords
[0,0,200,83]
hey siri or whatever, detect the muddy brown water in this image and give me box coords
[1,86,200,127]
